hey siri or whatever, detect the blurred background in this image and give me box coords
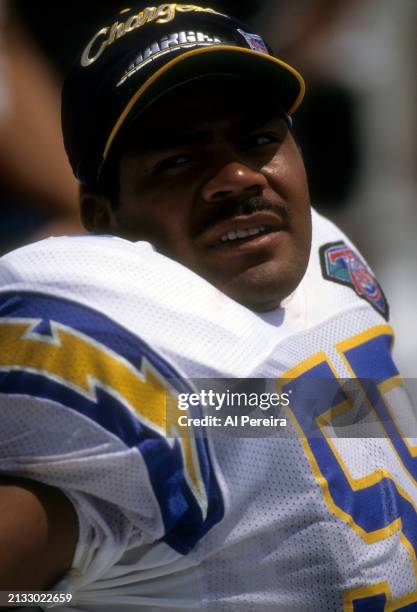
[1,0,416,376]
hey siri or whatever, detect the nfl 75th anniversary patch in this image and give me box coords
[320,241,389,320]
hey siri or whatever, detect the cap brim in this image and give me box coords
[103,46,305,161]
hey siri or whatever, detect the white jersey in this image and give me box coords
[0,209,416,611]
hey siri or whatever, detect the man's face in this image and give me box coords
[104,77,312,311]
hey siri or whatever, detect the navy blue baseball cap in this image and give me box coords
[62,3,305,187]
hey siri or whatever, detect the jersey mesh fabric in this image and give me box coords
[193,307,413,610]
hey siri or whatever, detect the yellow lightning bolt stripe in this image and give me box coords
[0,319,207,516]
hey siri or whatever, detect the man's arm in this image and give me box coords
[0,477,78,590]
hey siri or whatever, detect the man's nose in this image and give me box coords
[201,162,268,203]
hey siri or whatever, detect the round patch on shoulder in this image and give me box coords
[319,241,389,320]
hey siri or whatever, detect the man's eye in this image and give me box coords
[244,133,279,149]
[154,154,194,173]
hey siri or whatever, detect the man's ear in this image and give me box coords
[79,185,114,233]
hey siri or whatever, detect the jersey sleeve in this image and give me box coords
[0,255,225,565]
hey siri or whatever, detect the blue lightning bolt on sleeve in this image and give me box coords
[0,289,224,555]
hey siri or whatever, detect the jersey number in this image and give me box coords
[282,325,417,611]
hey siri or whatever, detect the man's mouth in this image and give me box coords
[220,226,272,245]
[199,212,286,249]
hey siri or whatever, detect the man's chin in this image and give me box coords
[214,264,301,312]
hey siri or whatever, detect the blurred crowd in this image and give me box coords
[0,0,416,375]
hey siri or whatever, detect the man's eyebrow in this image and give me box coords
[138,129,213,152]
[239,108,286,133]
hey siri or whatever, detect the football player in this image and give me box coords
[0,4,416,610]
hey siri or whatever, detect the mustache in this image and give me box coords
[197,196,290,235]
